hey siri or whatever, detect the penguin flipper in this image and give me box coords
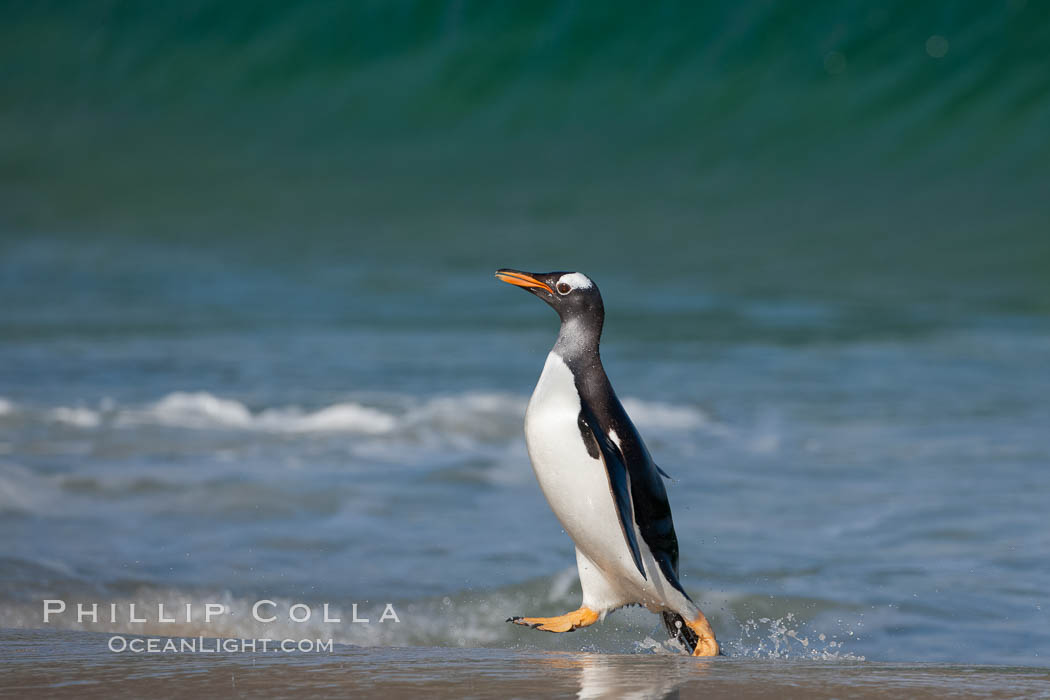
[579,406,647,580]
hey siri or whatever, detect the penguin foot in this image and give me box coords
[686,611,720,657]
[507,606,599,633]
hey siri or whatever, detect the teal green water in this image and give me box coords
[0,1,1048,666]
[2,2,1048,305]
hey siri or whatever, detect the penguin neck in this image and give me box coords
[552,316,603,369]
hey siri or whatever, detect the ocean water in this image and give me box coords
[1,0,1048,670]
[5,630,1050,699]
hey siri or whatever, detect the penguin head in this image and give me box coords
[495,269,604,326]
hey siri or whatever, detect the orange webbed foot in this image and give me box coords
[507,606,599,633]
[686,611,720,657]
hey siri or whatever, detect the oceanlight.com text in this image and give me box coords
[108,636,335,653]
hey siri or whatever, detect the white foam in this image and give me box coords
[49,406,102,428]
[143,392,254,429]
[117,392,397,435]
[0,398,12,415]
[620,398,711,431]
[401,392,527,443]
[23,391,714,445]
[256,404,397,434]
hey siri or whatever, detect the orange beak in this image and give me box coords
[494,270,554,294]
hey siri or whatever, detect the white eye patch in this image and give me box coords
[556,272,593,293]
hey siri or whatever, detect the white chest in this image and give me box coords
[520,353,694,614]
[524,353,626,563]
[524,353,590,474]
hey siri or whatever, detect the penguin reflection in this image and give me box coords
[575,654,695,700]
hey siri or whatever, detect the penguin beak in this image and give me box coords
[495,269,554,295]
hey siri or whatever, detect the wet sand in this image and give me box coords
[2,628,1047,699]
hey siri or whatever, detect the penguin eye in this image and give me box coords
[556,282,572,295]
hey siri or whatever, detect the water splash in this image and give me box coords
[728,613,865,660]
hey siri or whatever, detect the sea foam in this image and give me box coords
[25,391,722,443]
[49,407,103,429]
[117,392,397,434]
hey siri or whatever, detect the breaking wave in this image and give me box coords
[10,391,719,440]
[118,392,399,434]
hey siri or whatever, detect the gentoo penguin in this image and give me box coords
[495,269,720,657]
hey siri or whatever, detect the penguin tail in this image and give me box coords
[662,611,699,653]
